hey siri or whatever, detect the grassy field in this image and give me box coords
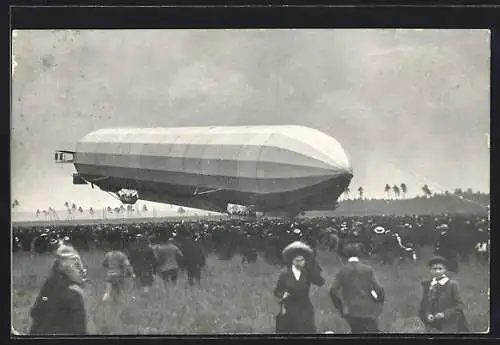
[11,246,489,334]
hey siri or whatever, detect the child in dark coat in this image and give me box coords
[418,256,469,333]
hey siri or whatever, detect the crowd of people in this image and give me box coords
[14,213,490,267]
[12,213,489,335]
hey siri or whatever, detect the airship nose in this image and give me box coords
[323,148,353,178]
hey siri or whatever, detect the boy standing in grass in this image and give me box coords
[418,256,469,333]
[102,242,136,304]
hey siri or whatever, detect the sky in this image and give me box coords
[11,29,490,214]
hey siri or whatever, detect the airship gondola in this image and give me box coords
[55,125,353,218]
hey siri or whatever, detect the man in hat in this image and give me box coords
[329,244,385,333]
[418,256,468,333]
[177,233,207,285]
[30,244,95,334]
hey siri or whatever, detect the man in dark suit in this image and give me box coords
[329,244,385,333]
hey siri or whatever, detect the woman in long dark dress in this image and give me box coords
[273,241,325,333]
[30,244,95,335]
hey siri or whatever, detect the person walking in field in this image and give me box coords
[151,237,184,287]
[102,242,136,304]
[175,234,206,286]
[273,241,325,333]
[329,244,385,333]
[29,244,96,335]
[434,225,460,274]
[128,234,156,293]
[418,256,469,333]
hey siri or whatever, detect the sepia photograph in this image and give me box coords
[11,29,490,335]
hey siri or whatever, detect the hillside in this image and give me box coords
[309,193,489,217]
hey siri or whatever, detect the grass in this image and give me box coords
[11,246,489,334]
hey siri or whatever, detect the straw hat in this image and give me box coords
[282,241,313,262]
[373,226,385,234]
[54,244,87,283]
[55,244,80,259]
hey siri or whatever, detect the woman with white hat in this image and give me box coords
[273,241,325,333]
[29,244,96,335]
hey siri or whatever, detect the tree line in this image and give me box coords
[12,185,489,221]
[342,184,487,201]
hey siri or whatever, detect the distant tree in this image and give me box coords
[36,209,41,217]
[444,190,451,196]
[12,200,20,217]
[400,183,407,199]
[393,185,400,199]
[453,188,463,196]
[89,207,95,218]
[48,207,56,221]
[126,204,134,217]
[422,185,432,198]
[357,186,364,200]
[142,204,148,213]
[64,201,69,209]
[466,188,473,195]
[11,200,20,220]
[178,207,186,216]
[78,206,84,217]
[384,184,391,199]
[71,203,77,212]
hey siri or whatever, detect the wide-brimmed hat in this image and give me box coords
[436,224,449,230]
[428,256,448,268]
[55,244,80,259]
[373,226,385,234]
[54,244,87,283]
[282,241,313,262]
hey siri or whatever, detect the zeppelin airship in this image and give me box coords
[55,125,353,218]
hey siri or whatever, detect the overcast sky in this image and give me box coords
[11,29,490,213]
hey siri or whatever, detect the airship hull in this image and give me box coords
[70,126,353,214]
